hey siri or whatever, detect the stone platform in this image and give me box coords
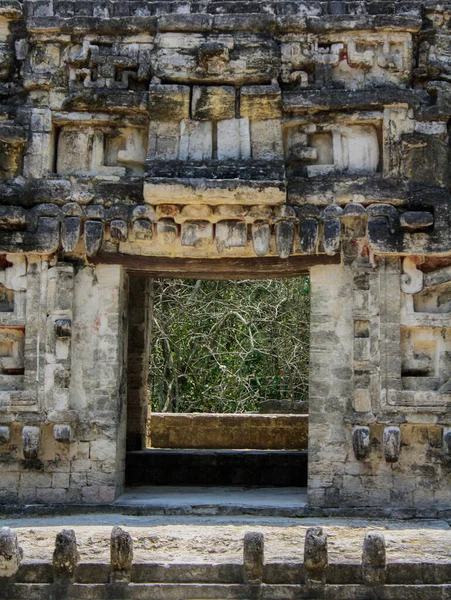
[1,512,451,599]
[115,486,308,515]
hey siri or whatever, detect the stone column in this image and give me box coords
[69,264,129,502]
[308,263,354,507]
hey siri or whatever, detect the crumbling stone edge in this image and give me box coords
[2,503,451,520]
[0,524,451,599]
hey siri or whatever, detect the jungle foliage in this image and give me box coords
[149,277,310,413]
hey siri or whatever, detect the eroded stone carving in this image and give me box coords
[304,527,328,584]
[352,426,371,461]
[110,526,133,583]
[383,427,401,463]
[0,0,449,517]
[22,425,40,459]
[243,531,264,584]
[362,532,386,585]
[0,528,23,578]
[53,529,79,579]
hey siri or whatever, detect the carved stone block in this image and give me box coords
[243,531,264,584]
[192,86,235,121]
[53,424,72,444]
[84,221,104,256]
[0,426,10,445]
[53,529,79,579]
[304,527,328,584]
[216,221,247,252]
[383,426,401,463]
[55,319,71,338]
[217,118,250,161]
[240,84,281,120]
[443,428,451,460]
[22,426,40,459]
[0,527,23,578]
[110,526,133,583]
[362,532,386,585]
[352,426,371,461]
[252,221,270,257]
[181,221,213,247]
[61,217,81,253]
[110,220,128,242]
[148,84,190,121]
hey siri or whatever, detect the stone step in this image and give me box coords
[125,449,308,487]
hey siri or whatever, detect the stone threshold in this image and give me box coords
[1,485,451,519]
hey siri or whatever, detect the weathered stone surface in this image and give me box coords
[22,426,40,460]
[383,426,401,464]
[110,526,133,582]
[192,86,235,121]
[250,120,282,160]
[0,0,450,524]
[362,532,386,585]
[240,85,281,120]
[148,85,190,121]
[0,426,10,445]
[352,427,371,461]
[84,220,104,256]
[179,121,213,161]
[0,528,22,578]
[304,526,328,584]
[243,531,264,584]
[251,221,270,257]
[148,413,308,450]
[53,425,71,444]
[53,529,79,579]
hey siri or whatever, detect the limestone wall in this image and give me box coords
[0,261,128,504]
[148,413,308,450]
[0,0,450,509]
[310,258,451,508]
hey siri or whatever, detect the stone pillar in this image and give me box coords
[304,526,328,584]
[53,529,79,599]
[110,526,133,583]
[126,276,153,451]
[308,263,354,507]
[0,527,23,579]
[69,264,129,502]
[45,263,74,417]
[243,531,264,584]
[362,532,386,585]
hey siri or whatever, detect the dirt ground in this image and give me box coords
[2,514,451,564]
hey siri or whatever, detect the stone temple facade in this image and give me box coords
[0,0,450,511]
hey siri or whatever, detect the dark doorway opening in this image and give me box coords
[121,275,310,510]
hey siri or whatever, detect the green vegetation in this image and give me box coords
[149,277,310,413]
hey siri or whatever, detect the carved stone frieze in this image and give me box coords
[0,0,450,514]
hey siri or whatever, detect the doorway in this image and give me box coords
[120,273,310,510]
